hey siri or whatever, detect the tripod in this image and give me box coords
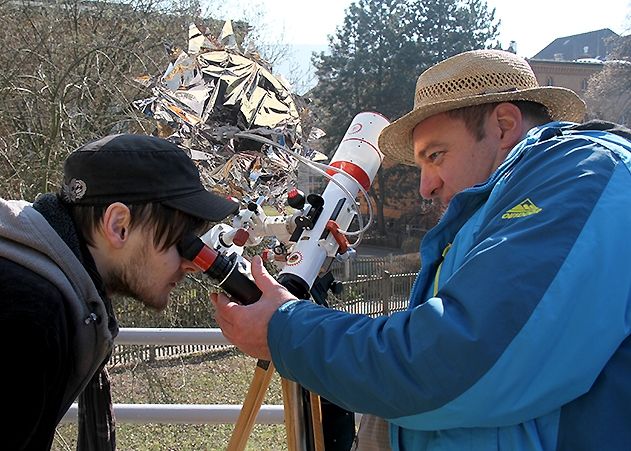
[227,359,325,451]
[226,273,355,451]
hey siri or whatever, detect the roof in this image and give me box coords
[532,28,619,61]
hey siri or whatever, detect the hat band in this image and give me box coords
[416,72,538,106]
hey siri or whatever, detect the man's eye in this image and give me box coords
[428,151,443,162]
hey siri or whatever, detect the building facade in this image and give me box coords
[527,59,604,96]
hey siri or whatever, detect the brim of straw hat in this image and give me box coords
[378,86,586,166]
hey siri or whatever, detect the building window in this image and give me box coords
[546,76,554,86]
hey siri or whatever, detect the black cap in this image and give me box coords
[61,134,239,221]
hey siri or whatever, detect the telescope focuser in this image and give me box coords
[178,233,262,305]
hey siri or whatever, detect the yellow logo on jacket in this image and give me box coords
[502,198,542,219]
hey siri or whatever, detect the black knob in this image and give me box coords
[287,188,306,209]
[307,193,324,209]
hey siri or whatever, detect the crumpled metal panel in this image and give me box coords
[134,21,325,211]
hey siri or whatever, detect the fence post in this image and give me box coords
[149,345,156,362]
[382,271,392,315]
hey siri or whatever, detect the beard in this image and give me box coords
[103,241,172,311]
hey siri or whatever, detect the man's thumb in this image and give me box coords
[251,255,276,287]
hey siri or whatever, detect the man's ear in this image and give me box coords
[100,202,132,249]
[494,102,524,151]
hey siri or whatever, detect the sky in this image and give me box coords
[216,0,630,92]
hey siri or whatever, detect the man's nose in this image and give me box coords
[419,167,441,200]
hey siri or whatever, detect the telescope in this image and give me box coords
[178,111,388,306]
[177,111,389,451]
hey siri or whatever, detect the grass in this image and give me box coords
[53,348,287,450]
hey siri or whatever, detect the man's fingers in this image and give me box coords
[251,255,278,288]
[213,292,236,310]
[211,292,241,339]
[211,293,238,323]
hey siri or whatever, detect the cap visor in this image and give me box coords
[163,190,239,221]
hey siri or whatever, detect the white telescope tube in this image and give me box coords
[277,111,389,297]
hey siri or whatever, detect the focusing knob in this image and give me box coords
[287,188,306,209]
[232,228,250,247]
[307,193,324,209]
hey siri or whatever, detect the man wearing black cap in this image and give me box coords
[0,134,238,450]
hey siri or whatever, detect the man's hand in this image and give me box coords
[211,255,296,361]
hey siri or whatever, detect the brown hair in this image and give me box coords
[69,202,211,252]
[446,101,553,141]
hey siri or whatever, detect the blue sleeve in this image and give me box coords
[268,139,631,429]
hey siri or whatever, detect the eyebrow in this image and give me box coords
[415,141,446,161]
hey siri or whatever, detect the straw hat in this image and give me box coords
[378,49,586,166]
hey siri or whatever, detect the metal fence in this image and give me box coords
[329,271,417,316]
[110,343,227,366]
[330,253,420,281]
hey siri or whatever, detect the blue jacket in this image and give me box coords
[268,122,631,450]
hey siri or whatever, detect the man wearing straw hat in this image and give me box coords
[213,49,631,450]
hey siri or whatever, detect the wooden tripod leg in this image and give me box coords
[281,378,302,451]
[308,392,325,451]
[281,379,325,451]
[227,359,276,451]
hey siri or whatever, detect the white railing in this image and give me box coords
[60,328,285,425]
